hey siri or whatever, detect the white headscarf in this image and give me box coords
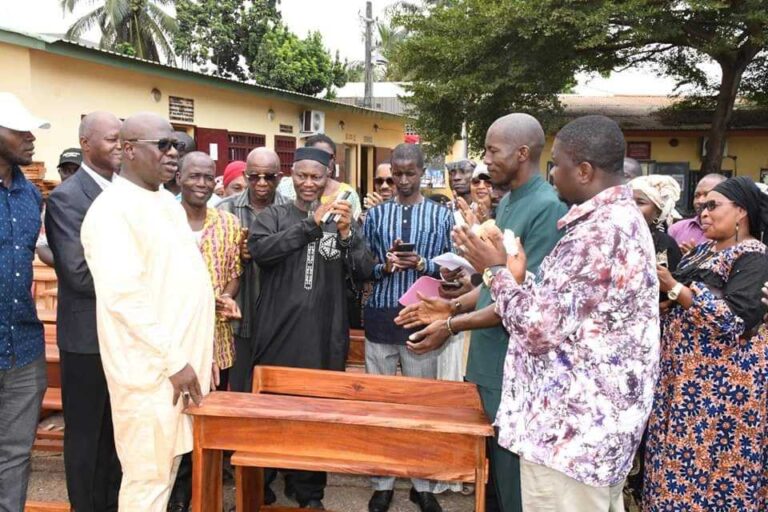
[629,175,682,226]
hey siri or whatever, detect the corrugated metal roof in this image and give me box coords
[0,25,405,120]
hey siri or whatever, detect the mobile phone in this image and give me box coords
[322,190,353,223]
[396,242,415,252]
[441,280,463,289]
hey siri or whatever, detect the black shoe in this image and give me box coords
[299,499,325,509]
[368,490,394,512]
[264,485,277,505]
[166,503,189,512]
[409,488,442,512]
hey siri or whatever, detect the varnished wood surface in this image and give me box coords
[24,502,71,511]
[253,366,483,411]
[42,388,62,411]
[187,391,492,437]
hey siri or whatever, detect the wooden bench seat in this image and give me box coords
[220,366,490,512]
[24,501,71,511]
[42,387,62,411]
[231,450,468,482]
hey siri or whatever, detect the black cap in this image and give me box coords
[294,147,331,168]
[58,148,82,167]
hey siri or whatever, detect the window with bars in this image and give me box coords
[228,132,266,162]
[274,135,297,175]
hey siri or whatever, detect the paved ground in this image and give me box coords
[28,451,475,512]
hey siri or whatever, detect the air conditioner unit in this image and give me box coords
[300,110,325,134]
[700,137,727,159]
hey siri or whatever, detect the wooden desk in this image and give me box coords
[188,390,492,512]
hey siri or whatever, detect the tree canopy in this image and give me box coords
[393,0,768,171]
[61,0,178,64]
[173,0,347,96]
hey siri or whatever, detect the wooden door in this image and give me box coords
[196,128,229,175]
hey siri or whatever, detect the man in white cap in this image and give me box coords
[0,92,51,512]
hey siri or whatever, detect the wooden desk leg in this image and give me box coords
[475,440,488,512]
[191,418,223,512]
[235,466,264,512]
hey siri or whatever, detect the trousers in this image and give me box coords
[0,356,47,512]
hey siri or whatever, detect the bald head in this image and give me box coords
[180,151,214,175]
[246,147,281,172]
[78,111,122,175]
[484,113,546,189]
[120,112,172,142]
[486,113,546,164]
[79,111,121,140]
[120,112,177,190]
[693,172,728,213]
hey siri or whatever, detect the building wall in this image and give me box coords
[0,42,404,187]
[541,133,768,182]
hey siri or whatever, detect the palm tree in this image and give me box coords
[61,0,178,65]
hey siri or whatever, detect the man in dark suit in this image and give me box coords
[45,111,123,512]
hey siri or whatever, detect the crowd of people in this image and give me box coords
[1,89,768,512]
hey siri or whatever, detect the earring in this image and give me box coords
[735,222,740,242]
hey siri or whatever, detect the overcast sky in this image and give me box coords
[0,0,704,96]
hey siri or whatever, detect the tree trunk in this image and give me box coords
[701,62,745,174]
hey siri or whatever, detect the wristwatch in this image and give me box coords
[668,282,684,301]
[482,265,506,288]
[416,257,426,272]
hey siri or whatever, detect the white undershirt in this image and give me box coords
[81,162,113,190]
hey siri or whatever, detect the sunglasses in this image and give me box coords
[374,177,395,186]
[471,177,491,186]
[702,200,735,212]
[246,173,279,183]
[126,138,185,153]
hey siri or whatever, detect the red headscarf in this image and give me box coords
[223,161,246,188]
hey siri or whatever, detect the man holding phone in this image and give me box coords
[362,144,453,512]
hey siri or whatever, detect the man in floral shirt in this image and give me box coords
[455,115,660,511]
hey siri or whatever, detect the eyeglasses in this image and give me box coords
[246,173,279,183]
[702,200,735,212]
[374,177,395,186]
[126,138,185,153]
[471,177,491,186]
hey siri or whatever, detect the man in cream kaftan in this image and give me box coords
[81,113,214,511]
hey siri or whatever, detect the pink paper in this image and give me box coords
[398,276,443,307]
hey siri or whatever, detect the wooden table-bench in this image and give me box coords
[187,366,493,512]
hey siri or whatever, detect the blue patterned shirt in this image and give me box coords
[363,197,453,344]
[0,166,44,369]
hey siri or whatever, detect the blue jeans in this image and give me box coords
[0,356,47,512]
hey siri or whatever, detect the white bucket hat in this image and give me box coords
[0,92,50,131]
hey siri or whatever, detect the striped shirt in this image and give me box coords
[363,198,453,344]
[198,208,243,369]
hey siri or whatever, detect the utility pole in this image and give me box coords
[363,1,374,108]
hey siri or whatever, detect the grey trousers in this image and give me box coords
[364,340,439,493]
[0,356,47,512]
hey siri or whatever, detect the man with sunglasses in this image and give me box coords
[248,146,373,509]
[364,163,395,208]
[81,113,215,512]
[217,147,283,394]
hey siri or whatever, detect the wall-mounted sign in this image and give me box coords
[345,133,357,142]
[363,136,373,144]
[627,141,651,160]
[169,96,194,123]
[279,124,294,134]
[209,143,218,161]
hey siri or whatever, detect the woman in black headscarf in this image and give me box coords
[643,176,768,511]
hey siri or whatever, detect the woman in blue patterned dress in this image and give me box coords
[643,176,768,511]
